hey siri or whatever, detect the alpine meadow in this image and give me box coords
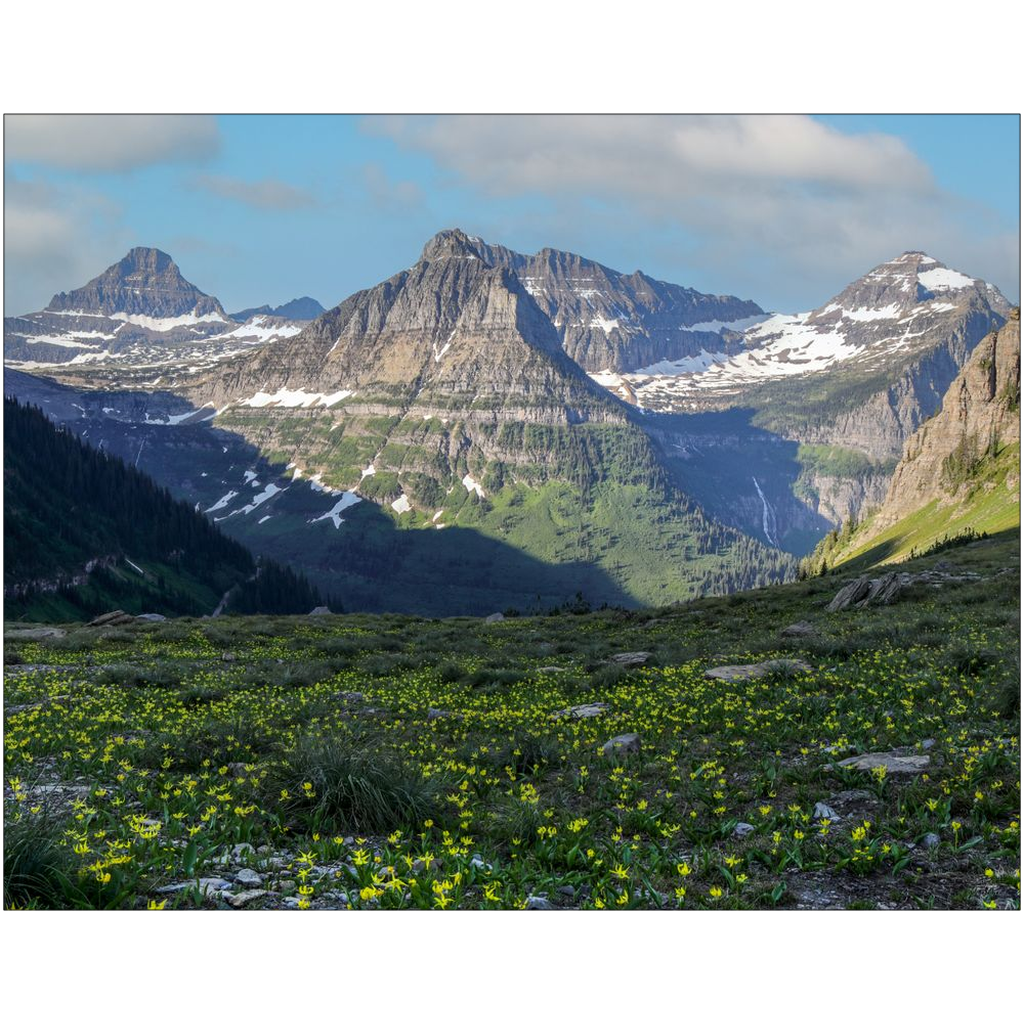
[3,112,1019,916]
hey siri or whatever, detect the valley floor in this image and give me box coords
[3,531,1020,910]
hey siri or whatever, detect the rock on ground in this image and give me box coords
[235,868,263,887]
[553,702,610,719]
[525,896,556,910]
[780,621,817,638]
[225,889,271,908]
[610,651,652,666]
[827,578,872,612]
[705,659,811,681]
[830,751,930,774]
[602,733,641,755]
[87,610,135,627]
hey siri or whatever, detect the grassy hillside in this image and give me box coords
[211,407,796,613]
[808,442,1019,573]
[4,531,1017,911]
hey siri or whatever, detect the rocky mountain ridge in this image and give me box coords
[229,296,325,322]
[421,229,765,373]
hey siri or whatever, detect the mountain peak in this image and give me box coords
[420,228,489,263]
[118,246,177,274]
[808,252,1006,323]
[46,246,225,319]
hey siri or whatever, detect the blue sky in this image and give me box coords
[4,114,1019,316]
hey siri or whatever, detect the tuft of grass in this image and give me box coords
[95,663,180,688]
[3,812,74,909]
[264,736,445,833]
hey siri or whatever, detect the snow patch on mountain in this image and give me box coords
[635,349,730,376]
[214,316,303,342]
[310,491,362,529]
[462,473,485,498]
[918,267,976,292]
[206,490,238,513]
[433,329,456,363]
[110,310,228,332]
[683,313,771,333]
[242,388,353,409]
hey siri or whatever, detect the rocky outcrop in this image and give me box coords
[827,565,983,611]
[798,470,891,528]
[861,309,1020,535]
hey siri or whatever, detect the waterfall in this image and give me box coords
[752,476,778,547]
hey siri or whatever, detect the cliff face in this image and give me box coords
[800,471,892,528]
[870,309,1020,529]
[197,228,625,424]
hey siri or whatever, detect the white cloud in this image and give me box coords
[3,176,131,315]
[367,114,1019,307]
[5,115,220,172]
[369,114,932,197]
[191,174,316,210]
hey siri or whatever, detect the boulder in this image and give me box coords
[485,612,505,624]
[733,822,755,838]
[87,610,134,627]
[827,578,871,612]
[136,613,167,622]
[780,621,818,638]
[601,733,641,756]
[308,606,332,616]
[610,651,652,666]
[813,802,839,821]
[705,659,811,681]
[553,702,610,720]
[830,751,930,774]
